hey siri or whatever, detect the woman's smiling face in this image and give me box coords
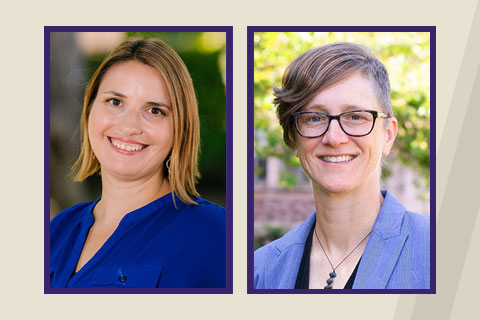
[87,60,174,181]
[295,71,397,195]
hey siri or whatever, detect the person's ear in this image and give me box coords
[382,117,398,156]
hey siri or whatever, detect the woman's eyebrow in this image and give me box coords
[304,104,363,112]
[146,101,171,110]
[103,90,126,98]
[303,104,327,111]
[103,91,171,109]
[342,104,363,111]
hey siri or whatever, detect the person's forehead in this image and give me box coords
[97,60,171,103]
[303,72,381,113]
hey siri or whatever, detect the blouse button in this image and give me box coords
[118,274,127,282]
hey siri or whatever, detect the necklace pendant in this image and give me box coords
[324,274,335,289]
[314,228,371,290]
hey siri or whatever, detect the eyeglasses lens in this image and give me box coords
[296,111,375,137]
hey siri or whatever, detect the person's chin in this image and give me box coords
[314,178,355,195]
[103,165,144,179]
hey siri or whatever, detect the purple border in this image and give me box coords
[247,26,436,294]
[44,26,233,294]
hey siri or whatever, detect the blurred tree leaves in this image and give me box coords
[254,32,430,187]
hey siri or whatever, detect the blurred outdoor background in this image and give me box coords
[254,32,431,249]
[50,32,227,220]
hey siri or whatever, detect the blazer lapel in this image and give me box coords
[264,213,316,289]
[353,232,408,289]
[353,191,407,289]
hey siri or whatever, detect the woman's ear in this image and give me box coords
[382,117,398,156]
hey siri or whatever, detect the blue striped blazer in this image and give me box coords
[254,190,430,289]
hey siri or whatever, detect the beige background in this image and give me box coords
[1,0,479,319]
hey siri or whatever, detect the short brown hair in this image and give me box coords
[73,37,200,205]
[274,42,392,149]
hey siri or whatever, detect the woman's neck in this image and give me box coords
[312,181,383,253]
[93,171,170,226]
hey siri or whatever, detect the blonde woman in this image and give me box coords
[50,38,225,288]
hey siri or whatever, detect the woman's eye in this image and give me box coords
[148,107,165,116]
[306,115,325,123]
[107,98,122,107]
[346,113,366,121]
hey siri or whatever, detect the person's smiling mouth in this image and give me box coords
[319,155,357,163]
[108,137,149,152]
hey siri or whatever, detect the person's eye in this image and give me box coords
[148,107,165,116]
[346,113,367,121]
[306,114,326,123]
[107,98,122,107]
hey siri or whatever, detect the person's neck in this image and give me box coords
[93,171,170,226]
[313,180,383,254]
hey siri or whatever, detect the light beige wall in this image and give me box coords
[1,1,479,319]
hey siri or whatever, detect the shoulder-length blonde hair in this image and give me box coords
[73,37,200,205]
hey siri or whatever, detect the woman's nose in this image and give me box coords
[321,119,349,146]
[119,108,142,135]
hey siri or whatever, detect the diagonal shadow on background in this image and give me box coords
[395,3,480,319]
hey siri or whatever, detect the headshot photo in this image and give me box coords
[250,30,433,291]
[47,28,231,291]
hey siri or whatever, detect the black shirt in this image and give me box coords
[295,223,360,289]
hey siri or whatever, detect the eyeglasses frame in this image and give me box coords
[292,109,391,138]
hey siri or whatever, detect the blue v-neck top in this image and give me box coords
[50,193,226,288]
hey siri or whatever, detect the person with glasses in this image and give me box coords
[254,42,429,289]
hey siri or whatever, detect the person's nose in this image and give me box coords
[119,107,142,136]
[321,118,349,147]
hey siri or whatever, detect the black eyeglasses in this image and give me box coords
[292,110,390,138]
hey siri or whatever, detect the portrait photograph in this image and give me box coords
[248,27,434,293]
[45,27,232,293]
[4,0,480,318]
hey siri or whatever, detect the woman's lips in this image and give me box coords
[319,155,356,163]
[108,137,148,153]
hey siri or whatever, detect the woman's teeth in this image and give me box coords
[321,155,354,163]
[110,138,146,151]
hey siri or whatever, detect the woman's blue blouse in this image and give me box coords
[50,193,226,288]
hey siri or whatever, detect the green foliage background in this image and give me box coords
[254,32,430,188]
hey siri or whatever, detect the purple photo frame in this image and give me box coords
[247,26,436,294]
[44,26,233,294]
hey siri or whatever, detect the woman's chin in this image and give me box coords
[313,180,356,195]
[102,167,149,181]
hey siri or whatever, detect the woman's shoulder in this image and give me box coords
[193,197,225,212]
[182,197,226,220]
[402,210,430,245]
[255,212,315,264]
[381,190,430,235]
[50,201,96,230]
[175,197,226,233]
[403,210,430,230]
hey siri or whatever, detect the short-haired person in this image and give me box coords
[50,38,226,288]
[254,42,429,289]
